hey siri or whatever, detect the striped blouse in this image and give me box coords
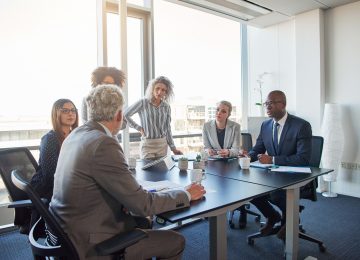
[124,98,176,149]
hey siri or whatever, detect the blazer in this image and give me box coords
[50,121,189,259]
[202,119,241,157]
[248,113,312,166]
[30,130,60,200]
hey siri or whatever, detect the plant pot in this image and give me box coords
[193,160,205,170]
[178,160,188,171]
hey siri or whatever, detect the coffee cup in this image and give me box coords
[239,157,251,169]
[200,150,209,161]
[190,169,206,184]
[128,157,137,169]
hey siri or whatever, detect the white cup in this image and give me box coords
[128,158,137,169]
[190,169,206,184]
[200,150,209,161]
[239,157,251,169]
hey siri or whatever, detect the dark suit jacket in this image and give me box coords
[249,114,312,166]
[50,121,189,259]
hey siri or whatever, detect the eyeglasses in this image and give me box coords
[262,101,283,107]
[60,108,77,114]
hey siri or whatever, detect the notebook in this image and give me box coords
[141,155,176,170]
[171,153,198,161]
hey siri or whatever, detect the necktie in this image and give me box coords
[273,122,280,154]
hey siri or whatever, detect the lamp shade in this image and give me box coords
[321,103,344,182]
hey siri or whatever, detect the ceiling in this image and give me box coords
[174,0,359,27]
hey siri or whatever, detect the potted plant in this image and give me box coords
[177,157,188,171]
[254,72,270,116]
[193,154,205,170]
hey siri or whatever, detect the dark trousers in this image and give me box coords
[251,190,286,224]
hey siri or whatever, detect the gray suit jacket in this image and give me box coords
[202,119,241,157]
[50,121,189,259]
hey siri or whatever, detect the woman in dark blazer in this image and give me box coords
[30,99,78,200]
[202,100,241,158]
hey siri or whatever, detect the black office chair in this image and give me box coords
[247,136,326,252]
[11,169,148,260]
[229,133,261,229]
[0,147,39,234]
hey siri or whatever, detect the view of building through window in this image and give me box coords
[153,0,242,154]
[0,0,242,215]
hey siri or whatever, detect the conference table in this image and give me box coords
[133,158,333,260]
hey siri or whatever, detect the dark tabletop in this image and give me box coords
[205,159,334,189]
[132,160,277,222]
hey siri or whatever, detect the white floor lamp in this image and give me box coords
[321,103,344,198]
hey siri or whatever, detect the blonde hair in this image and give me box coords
[144,76,174,103]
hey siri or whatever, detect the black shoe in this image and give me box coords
[276,225,286,241]
[260,213,281,236]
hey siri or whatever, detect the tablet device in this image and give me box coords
[141,155,176,170]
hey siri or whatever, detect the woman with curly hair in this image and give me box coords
[124,76,182,159]
[81,66,126,123]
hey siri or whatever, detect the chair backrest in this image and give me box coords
[0,147,38,201]
[300,136,324,201]
[241,133,253,151]
[0,147,39,229]
[11,169,79,259]
[309,136,324,168]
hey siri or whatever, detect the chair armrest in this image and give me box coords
[7,199,32,208]
[7,198,49,209]
[95,229,148,256]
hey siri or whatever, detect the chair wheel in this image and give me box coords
[247,238,254,245]
[319,244,326,252]
[156,217,166,225]
[229,223,235,229]
[255,216,260,222]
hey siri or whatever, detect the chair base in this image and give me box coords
[247,224,326,253]
[229,204,261,229]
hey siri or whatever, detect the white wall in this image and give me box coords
[324,1,360,197]
[248,1,360,197]
[247,20,296,116]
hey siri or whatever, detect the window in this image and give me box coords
[153,0,242,153]
[0,0,97,224]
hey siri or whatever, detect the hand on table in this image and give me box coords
[186,183,206,201]
[172,148,183,155]
[257,154,273,164]
[217,149,230,157]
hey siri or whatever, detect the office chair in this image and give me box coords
[229,133,261,229]
[0,147,39,234]
[247,136,326,252]
[11,169,148,260]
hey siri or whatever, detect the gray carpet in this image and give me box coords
[1,194,360,260]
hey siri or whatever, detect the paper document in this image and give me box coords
[138,180,183,192]
[250,161,273,169]
[270,166,312,173]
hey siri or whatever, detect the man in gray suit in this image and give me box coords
[50,84,206,259]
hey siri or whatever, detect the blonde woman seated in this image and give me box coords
[203,100,240,158]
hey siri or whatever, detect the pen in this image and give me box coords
[148,187,168,192]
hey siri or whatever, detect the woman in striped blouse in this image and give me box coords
[124,76,182,159]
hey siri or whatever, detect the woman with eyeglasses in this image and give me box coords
[31,99,79,200]
[202,100,241,158]
[124,76,182,159]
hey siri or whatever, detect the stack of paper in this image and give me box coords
[138,180,183,192]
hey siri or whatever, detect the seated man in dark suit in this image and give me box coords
[50,84,206,259]
[248,90,312,238]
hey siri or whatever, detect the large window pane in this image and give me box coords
[0,0,97,213]
[153,0,242,153]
